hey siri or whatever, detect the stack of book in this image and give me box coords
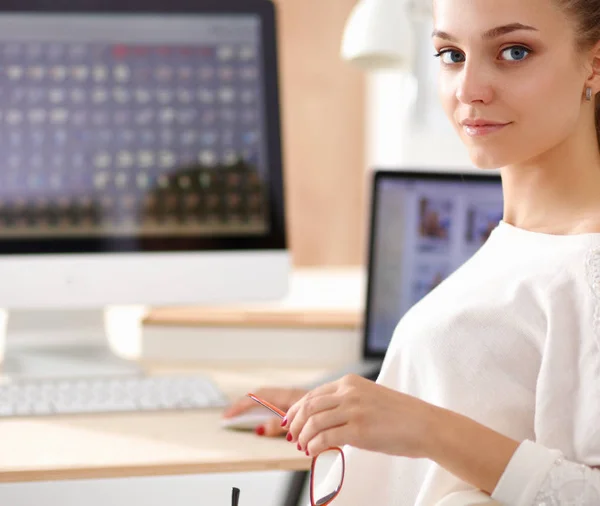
[139,266,366,367]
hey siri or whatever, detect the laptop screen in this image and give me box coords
[363,170,503,358]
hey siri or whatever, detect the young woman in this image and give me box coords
[223,0,600,503]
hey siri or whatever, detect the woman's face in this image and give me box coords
[433,0,590,169]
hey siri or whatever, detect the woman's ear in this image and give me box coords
[586,40,600,93]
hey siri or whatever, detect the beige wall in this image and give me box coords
[274,0,367,266]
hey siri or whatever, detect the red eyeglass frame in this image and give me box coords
[246,393,345,506]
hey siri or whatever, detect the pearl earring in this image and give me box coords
[586,87,593,101]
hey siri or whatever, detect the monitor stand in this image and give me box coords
[0,306,148,381]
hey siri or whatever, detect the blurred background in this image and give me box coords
[0,0,477,504]
[267,0,470,268]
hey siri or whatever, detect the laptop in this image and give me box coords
[316,169,504,384]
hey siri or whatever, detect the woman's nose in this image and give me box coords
[455,65,494,105]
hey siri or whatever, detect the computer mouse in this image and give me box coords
[220,406,280,431]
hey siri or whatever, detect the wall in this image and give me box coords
[274,0,368,267]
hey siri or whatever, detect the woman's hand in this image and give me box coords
[222,387,308,437]
[283,374,441,458]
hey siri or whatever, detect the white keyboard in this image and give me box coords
[0,375,230,417]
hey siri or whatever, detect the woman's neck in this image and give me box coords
[501,122,600,235]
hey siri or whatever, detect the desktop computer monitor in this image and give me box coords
[0,0,290,376]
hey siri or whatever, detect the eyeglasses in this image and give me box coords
[247,393,346,506]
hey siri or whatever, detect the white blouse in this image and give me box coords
[327,222,600,506]
[493,439,600,505]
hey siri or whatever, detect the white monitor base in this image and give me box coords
[0,343,143,380]
[0,307,148,380]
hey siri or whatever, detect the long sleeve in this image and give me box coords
[491,440,600,505]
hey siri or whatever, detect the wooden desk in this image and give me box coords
[0,267,363,488]
[0,364,331,484]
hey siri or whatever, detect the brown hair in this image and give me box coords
[557,0,600,146]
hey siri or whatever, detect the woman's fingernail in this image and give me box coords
[297,443,302,451]
[281,417,287,427]
[255,426,265,436]
[305,450,310,456]
[286,432,293,442]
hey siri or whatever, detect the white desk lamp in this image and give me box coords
[340,0,431,72]
[340,0,440,166]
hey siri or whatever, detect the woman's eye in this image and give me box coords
[500,45,530,61]
[436,50,465,64]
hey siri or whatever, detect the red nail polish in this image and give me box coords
[297,443,302,451]
[305,450,310,456]
[286,432,293,442]
[255,426,265,436]
[281,417,287,427]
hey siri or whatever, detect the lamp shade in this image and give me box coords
[341,0,414,71]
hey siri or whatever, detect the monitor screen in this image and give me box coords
[0,4,285,254]
[364,171,503,357]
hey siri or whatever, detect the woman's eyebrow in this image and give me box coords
[431,22,538,42]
